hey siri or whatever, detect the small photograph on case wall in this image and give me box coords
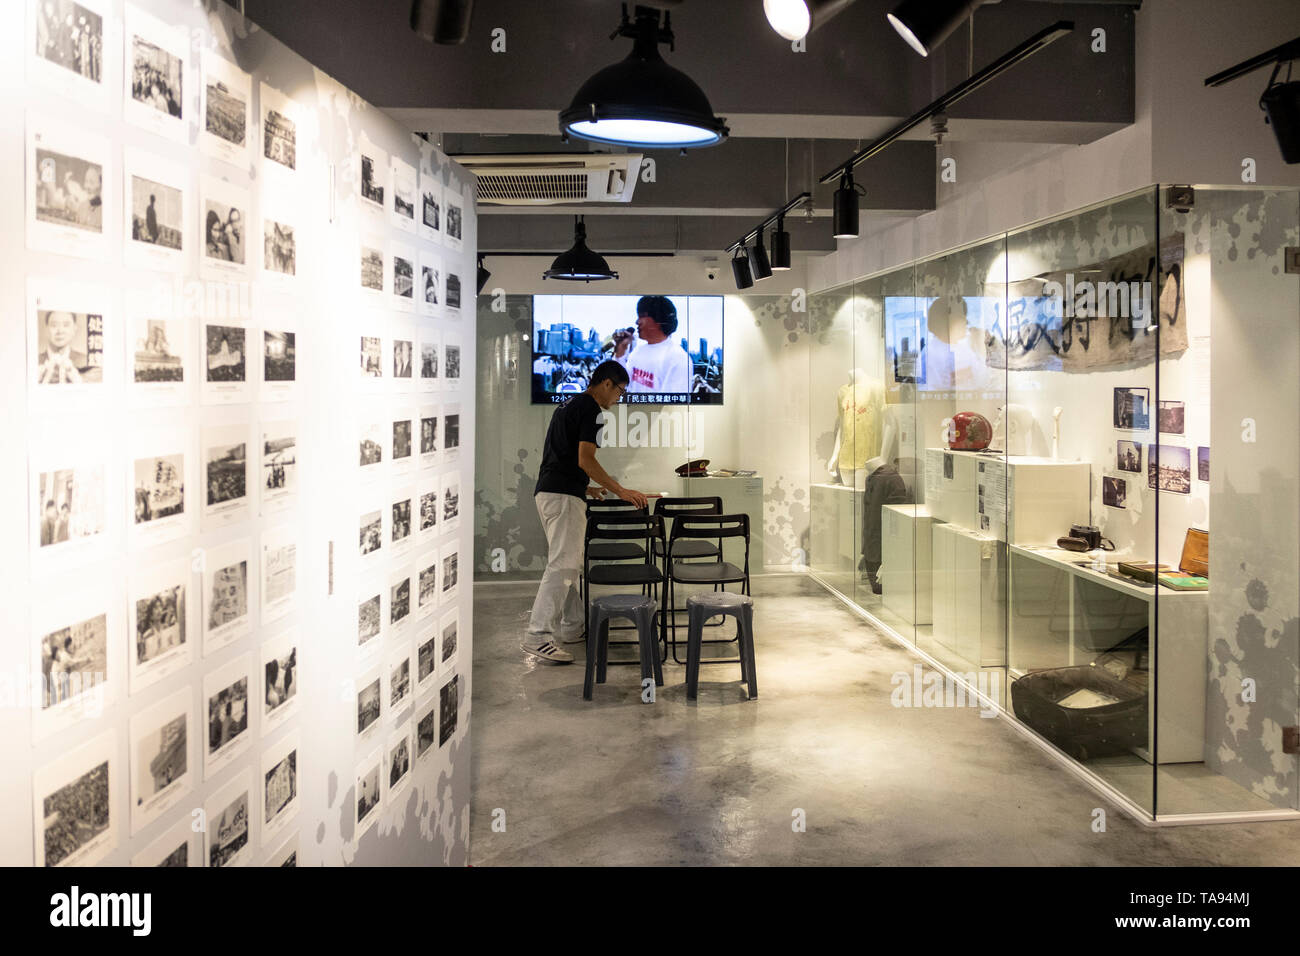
[1147,444,1191,494]
[1102,475,1126,509]
[1113,387,1150,430]
[1158,400,1185,435]
[439,674,458,746]
[1197,446,1210,482]
[1116,440,1141,473]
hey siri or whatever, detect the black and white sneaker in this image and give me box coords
[521,641,574,664]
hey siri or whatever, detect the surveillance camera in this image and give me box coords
[706,269,716,281]
[702,258,719,281]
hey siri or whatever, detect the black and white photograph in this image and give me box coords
[445,410,461,453]
[389,651,412,710]
[28,121,110,259]
[131,450,185,534]
[261,526,297,624]
[360,509,382,557]
[264,329,296,385]
[419,488,438,533]
[128,558,190,693]
[441,472,460,531]
[439,610,459,668]
[416,698,437,759]
[32,0,105,97]
[131,314,184,393]
[388,729,412,795]
[124,6,186,140]
[440,546,459,604]
[358,593,381,647]
[355,752,382,837]
[204,322,249,403]
[261,732,299,840]
[33,732,115,867]
[1158,399,1186,435]
[417,629,438,687]
[361,245,384,292]
[264,218,296,276]
[360,334,383,378]
[392,496,412,545]
[131,818,199,868]
[1147,443,1192,494]
[1102,475,1127,509]
[393,251,415,304]
[359,422,384,471]
[204,771,251,868]
[393,418,412,462]
[360,144,387,209]
[445,199,463,250]
[420,336,440,388]
[35,461,106,555]
[420,412,438,461]
[1116,440,1141,473]
[420,254,441,315]
[446,272,462,311]
[445,342,461,383]
[439,674,458,747]
[267,833,297,868]
[203,538,250,655]
[1198,445,1210,482]
[390,574,411,628]
[261,82,297,172]
[38,610,108,713]
[129,688,190,835]
[357,675,381,735]
[32,303,105,388]
[202,424,250,529]
[203,652,251,779]
[201,51,250,165]
[393,338,413,379]
[126,156,186,269]
[419,172,442,242]
[260,422,298,513]
[262,629,298,733]
[201,176,249,275]
[418,556,438,614]
[1113,386,1151,431]
[392,157,416,229]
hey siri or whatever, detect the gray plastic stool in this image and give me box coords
[584,594,664,701]
[685,591,757,700]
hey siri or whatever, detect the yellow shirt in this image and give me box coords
[836,381,884,470]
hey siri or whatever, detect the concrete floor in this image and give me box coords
[469,574,1300,866]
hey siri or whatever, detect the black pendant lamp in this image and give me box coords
[748,229,774,281]
[770,216,792,270]
[559,5,729,150]
[732,248,754,290]
[832,170,861,239]
[887,0,983,57]
[542,216,619,282]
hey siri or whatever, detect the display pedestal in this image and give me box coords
[678,475,765,571]
[1009,546,1209,765]
[881,504,932,625]
[809,482,856,581]
[931,522,1006,667]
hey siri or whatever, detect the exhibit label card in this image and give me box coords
[30,581,121,742]
[33,730,117,867]
[127,557,193,695]
[260,730,300,843]
[261,626,300,736]
[129,686,193,835]
[201,49,252,167]
[202,651,253,780]
[128,428,192,551]
[201,421,253,531]
[259,418,299,514]
[202,537,253,657]
[27,116,112,261]
[123,4,191,143]
[30,439,112,573]
[204,768,253,868]
[202,319,251,405]
[123,148,187,272]
[261,525,298,624]
[27,0,117,109]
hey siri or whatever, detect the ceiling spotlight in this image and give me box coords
[410,0,475,45]
[748,229,773,280]
[476,255,491,295]
[832,170,862,239]
[559,5,729,149]
[732,249,754,290]
[1260,63,1300,164]
[770,217,792,270]
[887,0,983,57]
[542,217,619,282]
[763,0,858,43]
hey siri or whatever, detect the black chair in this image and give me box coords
[586,499,648,562]
[653,496,723,630]
[583,512,667,660]
[664,513,751,664]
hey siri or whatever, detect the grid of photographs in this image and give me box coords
[20,0,470,868]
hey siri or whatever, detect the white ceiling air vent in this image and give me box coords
[457,153,642,206]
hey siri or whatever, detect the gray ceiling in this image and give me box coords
[238,0,1137,255]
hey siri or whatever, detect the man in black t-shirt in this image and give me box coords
[524,360,649,664]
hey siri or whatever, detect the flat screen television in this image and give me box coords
[530,294,724,405]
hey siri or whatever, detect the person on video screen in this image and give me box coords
[611,295,690,394]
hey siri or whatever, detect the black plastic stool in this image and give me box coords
[584,594,664,701]
[685,591,757,700]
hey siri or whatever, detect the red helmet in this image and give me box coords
[948,412,992,451]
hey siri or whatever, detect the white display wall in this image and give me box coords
[0,0,476,866]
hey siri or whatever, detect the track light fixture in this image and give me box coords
[748,229,773,281]
[476,255,491,295]
[410,0,475,45]
[887,0,983,57]
[770,216,791,270]
[763,0,858,43]
[732,249,754,290]
[832,171,862,239]
[1205,37,1300,166]
[559,4,729,149]
[542,217,619,282]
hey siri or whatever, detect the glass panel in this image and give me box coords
[1003,189,1159,816]
[808,285,857,598]
[1153,186,1300,815]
